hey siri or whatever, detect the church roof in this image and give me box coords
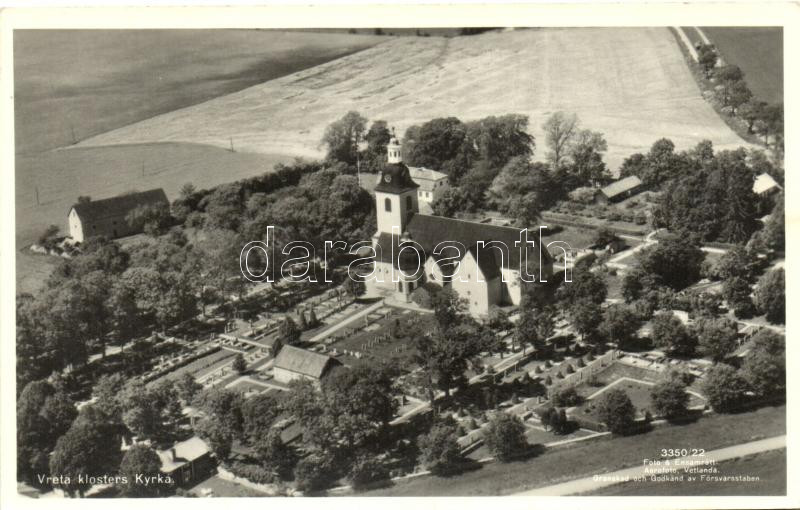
[374,162,419,193]
[407,214,554,269]
[373,214,553,276]
[70,188,169,222]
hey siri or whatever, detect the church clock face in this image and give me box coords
[384,175,392,183]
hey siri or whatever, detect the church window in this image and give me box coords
[406,196,412,209]
[385,198,392,212]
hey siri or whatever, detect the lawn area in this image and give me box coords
[227,378,272,396]
[543,225,597,252]
[359,404,785,496]
[586,448,786,496]
[468,422,594,460]
[327,308,434,369]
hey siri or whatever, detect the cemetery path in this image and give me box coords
[514,434,786,496]
[306,300,385,344]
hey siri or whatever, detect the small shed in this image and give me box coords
[752,173,781,196]
[596,176,645,204]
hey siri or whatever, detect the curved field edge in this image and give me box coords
[14,29,384,154]
[77,27,754,173]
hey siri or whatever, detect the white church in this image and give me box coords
[368,134,554,316]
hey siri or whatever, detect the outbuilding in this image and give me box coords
[68,188,169,243]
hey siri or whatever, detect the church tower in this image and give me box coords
[374,131,419,234]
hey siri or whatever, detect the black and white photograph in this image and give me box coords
[1,2,796,506]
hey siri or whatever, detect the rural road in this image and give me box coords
[515,435,786,496]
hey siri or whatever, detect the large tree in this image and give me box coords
[118,444,170,497]
[596,388,636,434]
[741,330,785,400]
[651,312,696,357]
[569,298,603,343]
[417,421,464,475]
[402,117,474,181]
[283,365,398,455]
[120,379,183,442]
[489,158,555,225]
[694,317,739,362]
[322,111,368,166]
[599,304,641,350]
[754,268,785,324]
[649,371,689,420]
[17,380,78,485]
[542,111,578,171]
[49,413,122,497]
[638,234,705,291]
[702,363,749,413]
[483,413,528,462]
[466,114,535,170]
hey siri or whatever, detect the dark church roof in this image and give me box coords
[373,214,553,276]
[71,188,169,222]
[374,163,419,193]
[407,214,554,269]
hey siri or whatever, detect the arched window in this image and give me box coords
[406,196,413,209]
[385,198,392,212]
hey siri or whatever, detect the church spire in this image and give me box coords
[387,127,402,164]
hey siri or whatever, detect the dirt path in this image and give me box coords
[515,435,786,496]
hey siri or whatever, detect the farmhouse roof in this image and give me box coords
[70,188,169,222]
[408,166,448,191]
[374,163,419,193]
[600,176,643,199]
[753,173,781,195]
[273,345,339,379]
[157,436,210,472]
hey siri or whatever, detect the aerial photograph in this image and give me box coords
[8,19,787,500]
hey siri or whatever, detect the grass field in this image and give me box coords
[587,448,786,496]
[78,28,753,174]
[699,27,783,104]
[14,29,383,155]
[359,404,785,496]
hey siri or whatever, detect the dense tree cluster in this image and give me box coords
[596,388,636,434]
[754,268,785,324]
[418,419,464,475]
[649,371,690,420]
[650,312,696,357]
[483,413,528,462]
[653,148,761,243]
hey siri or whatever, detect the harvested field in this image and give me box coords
[14,29,383,154]
[78,28,753,175]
